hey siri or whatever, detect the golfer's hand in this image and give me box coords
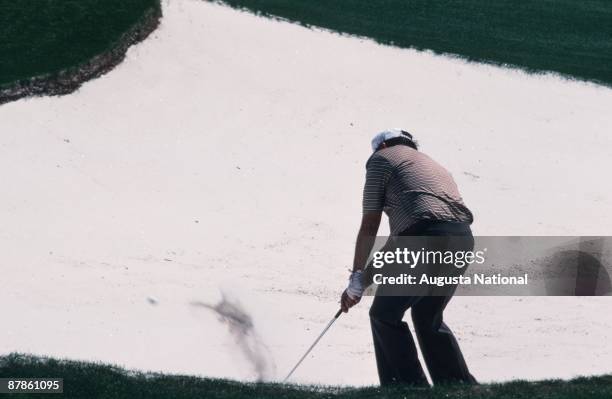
[340,289,361,313]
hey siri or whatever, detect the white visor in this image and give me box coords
[371,128,412,152]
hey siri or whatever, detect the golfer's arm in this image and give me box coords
[352,211,382,271]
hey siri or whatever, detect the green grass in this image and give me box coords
[1,354,611,399]
[209,0,612,86]
[0,0,160,88]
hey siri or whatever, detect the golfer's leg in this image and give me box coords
[411,295,476,385]
[369,296,428,386]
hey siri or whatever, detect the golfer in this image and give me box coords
[340,129,477,386]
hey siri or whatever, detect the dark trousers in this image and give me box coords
[369,220,477,386]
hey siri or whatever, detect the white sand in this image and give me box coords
[1,0,611,386]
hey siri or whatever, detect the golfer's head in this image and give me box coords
[371,129,418,152]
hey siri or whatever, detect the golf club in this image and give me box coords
[283,309,343,383]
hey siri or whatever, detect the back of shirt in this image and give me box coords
[362,144,473,235]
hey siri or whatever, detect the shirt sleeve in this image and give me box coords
[362,155,393,213]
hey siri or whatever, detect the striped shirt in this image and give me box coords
[363,144,473,235]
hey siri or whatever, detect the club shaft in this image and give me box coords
[283,309,342,382]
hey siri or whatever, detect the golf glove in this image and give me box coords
[346,270,364,299]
